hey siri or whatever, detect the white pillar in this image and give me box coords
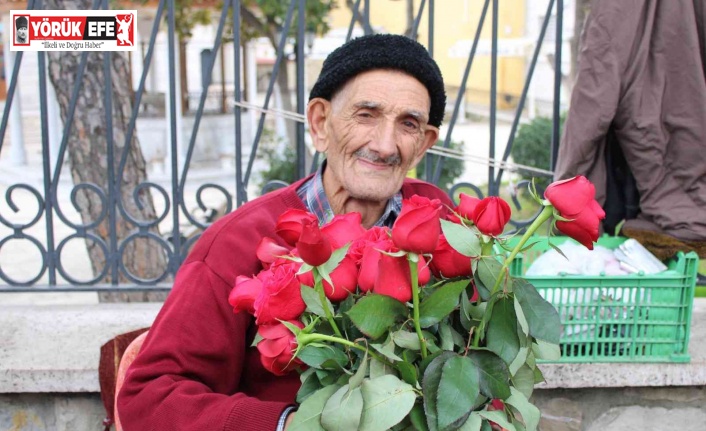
[245,41,257,144]
[273,82,288,151]
[136,14,155,93]
[46,74,62,174]
[165,33,184,176]
[2,16,26,166]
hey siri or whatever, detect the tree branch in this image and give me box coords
[240,5,276,46]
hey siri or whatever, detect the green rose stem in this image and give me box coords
[472,205,554,347]
[408,253,428,359]
[480,240,494,256]
[298,333,394,367]
[314,271,343,338]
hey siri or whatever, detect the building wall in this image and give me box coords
[327,0,528,110]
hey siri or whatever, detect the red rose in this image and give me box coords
[256,237,291,269]
[349,226,389,264]
[257,320,305,376]
[373,253,431,303]
[356,230,395,292]
[228,274,263,315]
[321,212,367,249]
[430,234,473,278]
[269,249,302,270]
[275,209,317,246]
[472,196,511,237]
[324,256,358,301]
[298,256,358,302]
[392,195,442,254]
[296,219,333,266]
[373,253,413,302]
[544,176,606,250]
[455,193,482,220]
[253,264,306,325]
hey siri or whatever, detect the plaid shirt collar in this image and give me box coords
[297,162,402,228]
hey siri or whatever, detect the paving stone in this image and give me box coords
[586,406,706,431]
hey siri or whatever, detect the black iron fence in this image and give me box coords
[0,0,564,291]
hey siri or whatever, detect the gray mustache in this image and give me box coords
[354,148,401,166]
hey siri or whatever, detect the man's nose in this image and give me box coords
[369,119,398,159]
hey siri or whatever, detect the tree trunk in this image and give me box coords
[45,0,168,302]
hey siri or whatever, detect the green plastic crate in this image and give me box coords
[508,236,698,363]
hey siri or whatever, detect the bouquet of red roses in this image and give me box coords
[229,176,604,431]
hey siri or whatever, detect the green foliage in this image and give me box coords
[346,295,408,339]
[242,0,337,42]
[173,0,212,39]
[510,115,566,189]
[417,140,466,192]
[256,129,297,191]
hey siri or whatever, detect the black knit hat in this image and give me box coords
[15,16,28,29]
[309,34,446,127]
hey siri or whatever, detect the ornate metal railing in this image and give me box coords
[0,0,564,291]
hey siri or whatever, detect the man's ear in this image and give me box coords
[307,98,331,153]
[412,125,440,167]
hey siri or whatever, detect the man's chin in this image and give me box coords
[346,182,402,203]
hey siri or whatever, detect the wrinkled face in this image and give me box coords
[17,26,27,41]
[313,70,438,203]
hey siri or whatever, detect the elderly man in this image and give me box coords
[118,34,451,431]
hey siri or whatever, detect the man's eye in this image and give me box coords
[403,120,419,130]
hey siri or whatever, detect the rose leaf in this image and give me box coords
[346,294,408,339]
[321,384,364,431]
[419,280,468,327]
[485,297,521,365]
[512,279,560,344]
[436,355,479,430]
[359,375,417,431]
[440,219,482,257]
[288,384,341,431]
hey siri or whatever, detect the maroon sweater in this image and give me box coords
[117,177,451,431]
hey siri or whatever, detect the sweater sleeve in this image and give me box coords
[116,261,292,431]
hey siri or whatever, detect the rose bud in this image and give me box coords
[321,212,366,249]
[544,176,605,250]
[228,274,263,315]
[356,231,395,293]
[430,234,473,278]
[455,193,482,220]
[275,209,317,246]
[323,256,358,302]
[256,237,291,269]
[253,264,306,325]
[296,219,333,266]
[392,195,442,254]
[472,196,512,237]
[373,253,413,303]
[256,320,305,376]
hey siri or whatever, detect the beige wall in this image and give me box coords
[328,0,527,109]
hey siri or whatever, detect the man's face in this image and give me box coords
[311,69,439,203]
[17,26,27,41]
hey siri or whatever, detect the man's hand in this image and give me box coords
[283,412,295,430]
